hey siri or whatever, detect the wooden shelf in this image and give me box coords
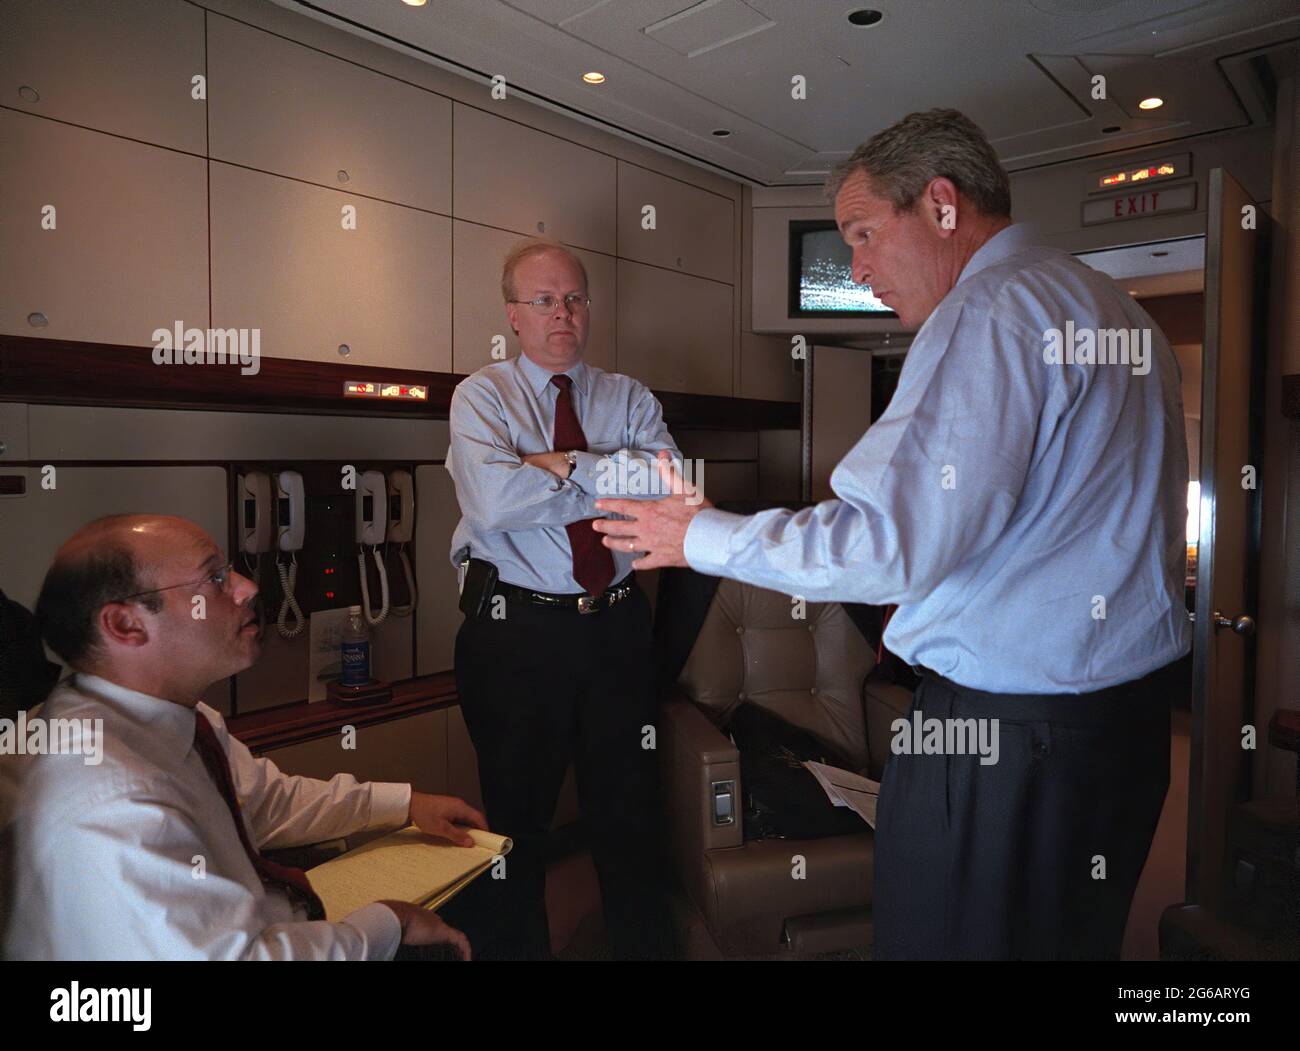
[0,334,799,430]
[227,670,458,753]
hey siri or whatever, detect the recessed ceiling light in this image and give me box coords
[712,128,731,137]
[401,0,428,6]
[847,8,884,26]
[583,71,606,84]
[1138,97,1163,110]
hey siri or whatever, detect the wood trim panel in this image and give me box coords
[0,334,799,429]
[1284,373,1300,420]
[227,670,459,753]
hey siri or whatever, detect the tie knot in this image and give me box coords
[550,373,573,392]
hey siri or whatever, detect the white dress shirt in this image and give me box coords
[2,673,412,960]
[686,224,1191,693]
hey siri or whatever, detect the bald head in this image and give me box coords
[36,514,205,668]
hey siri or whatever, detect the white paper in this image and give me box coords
[804,761,881,829]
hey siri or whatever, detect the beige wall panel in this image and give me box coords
[207,14,452,214]
[811,345,872,501]
[451,221,615,376]
[674,430,758,461]
[741,330,801,403]
[264,709,448,795]
[0,110,208,345]
[414,465,462,677]
[453,103,616,254]
[210,163,451,372]
[234,601,413,713]
[0,0,206,152]
[27,405,448,462]
[616,261,732,396]
[702,462,758,504]
[759,429,802,503]
[0,403,29,462]
[617,162,734,284]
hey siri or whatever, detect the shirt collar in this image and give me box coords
[73,672,198,758]
[956,222,1039,287]
[517,352,589,398]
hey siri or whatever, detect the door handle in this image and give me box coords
[1212,611,1255,636]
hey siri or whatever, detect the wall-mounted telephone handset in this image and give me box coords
[238,472,273,558]
[356,470,390,625]
[274,470,306,639]
[236,472,272,637]
[387,469,417,617]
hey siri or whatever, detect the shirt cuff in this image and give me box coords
[342,902,403,961]
[368,781,412,831]
[567,449,605,495]
[683,508,747,575]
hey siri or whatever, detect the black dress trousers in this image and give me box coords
[871,659,1178,960]
[444,581,671,960]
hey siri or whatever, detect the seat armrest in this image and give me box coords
[660,695,743,868]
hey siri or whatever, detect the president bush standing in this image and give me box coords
[593,110,1191,961]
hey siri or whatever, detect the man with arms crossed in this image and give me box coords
[4,514,484,960]
[594,110,1191,960]
[445,239,679,959]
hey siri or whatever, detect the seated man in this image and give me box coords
[2,513,484,960]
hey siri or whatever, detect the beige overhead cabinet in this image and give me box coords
[616,162,735,285]
[206,14,452,215]
[0,109,208,346]
[616,260,732,396]
[451,220,615,376]
[209,162,451,372]
[0,0,206,153]
[453,103,616,254]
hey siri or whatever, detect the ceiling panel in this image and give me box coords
[269,0,1298,185]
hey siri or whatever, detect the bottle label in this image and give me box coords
[341,639,370,685]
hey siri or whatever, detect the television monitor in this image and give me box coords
[788,219,896,318]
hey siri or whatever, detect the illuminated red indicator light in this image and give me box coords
[325,591,335,599]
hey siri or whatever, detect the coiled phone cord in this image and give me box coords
[358,546,389,626]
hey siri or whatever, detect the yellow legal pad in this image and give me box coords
[306,826,513,921]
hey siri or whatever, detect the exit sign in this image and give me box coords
[1081,181,1197,226]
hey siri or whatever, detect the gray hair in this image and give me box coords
[501,238,589,302]
[825,108,1011,217]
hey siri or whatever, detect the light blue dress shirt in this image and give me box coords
[685,224,1192,693]
[447,352,682,594]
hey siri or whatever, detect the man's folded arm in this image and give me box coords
[205,705,410,851]
[40,792,400,960]
[567,385,683,501]
[447,381,600,529]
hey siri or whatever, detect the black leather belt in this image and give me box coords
[495,577,635,614]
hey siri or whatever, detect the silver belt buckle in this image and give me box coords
[577,595,597,614]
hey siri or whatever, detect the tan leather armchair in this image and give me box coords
[658,575,913,958]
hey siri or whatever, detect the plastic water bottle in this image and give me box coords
[341,606,371,686]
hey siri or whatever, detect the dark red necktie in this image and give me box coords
[192,710,326,921]
[551,374,615,597]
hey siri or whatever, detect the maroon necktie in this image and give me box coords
[192,710,327,921]
[551,374,615,597]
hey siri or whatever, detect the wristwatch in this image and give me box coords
[564,449,578,476]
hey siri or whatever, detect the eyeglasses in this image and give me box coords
[116,563,236,603]
[507,294,591,314]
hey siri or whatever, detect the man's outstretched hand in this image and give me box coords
[592,450,711,570]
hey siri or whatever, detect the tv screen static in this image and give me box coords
[789,220,896,318]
